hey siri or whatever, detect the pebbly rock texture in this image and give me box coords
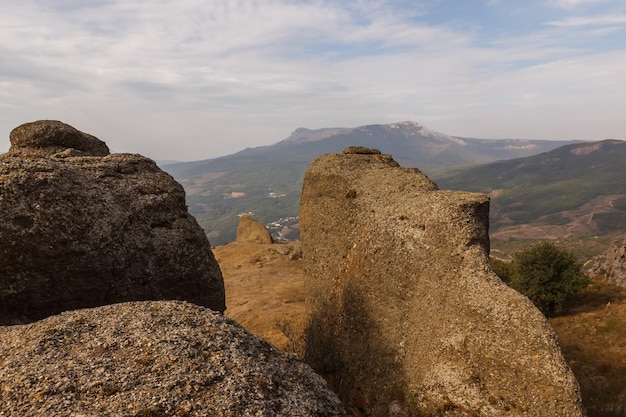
[0,120,225,324]
[236,214,274,244]
[0,301,347,416]
[300,147,585,417]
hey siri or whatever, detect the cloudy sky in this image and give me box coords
[1,0,625,161]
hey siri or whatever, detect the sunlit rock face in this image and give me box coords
[236,214,273,244]
[300,146,585,417]
[0,120,225,324]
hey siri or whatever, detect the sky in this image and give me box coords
[1,0,625,161]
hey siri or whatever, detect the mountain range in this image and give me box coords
[161,121,623,250]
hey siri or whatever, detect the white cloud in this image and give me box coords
[544,0,612,9]
[546,13,626,26]
[1,0,625,160]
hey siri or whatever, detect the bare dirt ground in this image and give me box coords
[213,242,307,351]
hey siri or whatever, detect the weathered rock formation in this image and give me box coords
[300,147,585,416]
[0,301,347,416]
[237,214,273,244]
[600,239,626,288]
[0,120,225,324]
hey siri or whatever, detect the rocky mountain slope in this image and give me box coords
[162,121,577,245]
[1,120,620,416]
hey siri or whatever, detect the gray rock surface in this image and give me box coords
[300,147,585,416]
[0,120,225,324]
[0,301,347,416]
[236,214,274,244]
[8,120,110,157]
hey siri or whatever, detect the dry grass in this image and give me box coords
[213,241,307,352]
[551,279,626,417]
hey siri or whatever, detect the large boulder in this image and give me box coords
[0,301,346,416]
[300,147,585,416]
[0,120,225,324]
[236,214,274,244]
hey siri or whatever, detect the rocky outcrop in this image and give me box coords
[236,214,273,244]
[300,147,584,416]
[0,120,225,324]
[600,239,626,288]
[0,301,347,416]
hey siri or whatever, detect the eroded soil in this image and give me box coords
[214,242,307,350]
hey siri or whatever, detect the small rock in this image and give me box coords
[342,146,381,155]
[236,214,273,244]
[9,120,109,157]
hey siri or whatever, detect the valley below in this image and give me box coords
[163,123,626,257]
[490,193,626,260]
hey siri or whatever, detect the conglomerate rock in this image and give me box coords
[0,120,225,324]
[300,147,585,416]
[0,301,346,416]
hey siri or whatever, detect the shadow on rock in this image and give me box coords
[305,281,408,416]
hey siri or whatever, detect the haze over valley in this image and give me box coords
[161,121,625,257]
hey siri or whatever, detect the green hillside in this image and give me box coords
[434,140,626,257]
[161,122,583,246]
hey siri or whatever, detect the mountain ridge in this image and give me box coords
[163,121,581,177]
[434,139,626,257]
[161,121,591,246]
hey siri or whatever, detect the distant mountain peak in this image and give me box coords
[162,122,588,246]
[280,127,352,145]
[386,120,424,130]
[281,121,455,145]
[364,121,460,144]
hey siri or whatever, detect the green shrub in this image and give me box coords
[493,242,590,316]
